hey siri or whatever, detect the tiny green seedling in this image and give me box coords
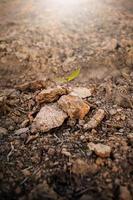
[56,67,81,83]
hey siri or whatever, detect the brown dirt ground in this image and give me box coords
[0,0,133,199]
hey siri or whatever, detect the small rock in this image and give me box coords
[31,103,67,133]
[15,52,28,61]
[67,118,76,127]
[115,94,132,108]
[15,127,29,135]
[36,86,68,103]
[127,133,133,145]
[58,95,90,119]
[0,90,10,109]
[109,109,117,115]
[121,39,133,48]
[47,148,55,156]
[114,86,133,108]
[0,96,5,108]
[61,148,71,157]
[0,127,8,138]
[0,43,7,50]
[104,38,119,51]
[16,80,46,91]
[79,119,85,126]
[88,142,96,151]
[119,128,124,133]
[22,168,31,177]
[88,142,111,158]
[126,49,133,67]
[20,133,27,140]
[69,87,93,98]
[80,135,86,141]
[127,119,133,129]
[96,157,104,166]
[8,125,15,131]
[71,159,89,175]
[119,186,132,200]
[84,109,105,130]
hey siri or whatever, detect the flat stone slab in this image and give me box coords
[31,103,68,133]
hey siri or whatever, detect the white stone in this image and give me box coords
[69,87,92,98]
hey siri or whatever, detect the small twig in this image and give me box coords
[75,188,89,197]
[53,133,64,146]
[53,133,61,141]
[17,107,28,114]
[20,177,28,185]
[20,166,41,185]
[79,148,86,157]
[25,134,39,144]
[7,142,14,162]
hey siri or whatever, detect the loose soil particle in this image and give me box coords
[0,127,8,138]
[88,142,111,158]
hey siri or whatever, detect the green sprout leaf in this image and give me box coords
[66,67,81,82]
[55,67,81,83]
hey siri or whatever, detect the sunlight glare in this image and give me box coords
[52,0,82,7]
